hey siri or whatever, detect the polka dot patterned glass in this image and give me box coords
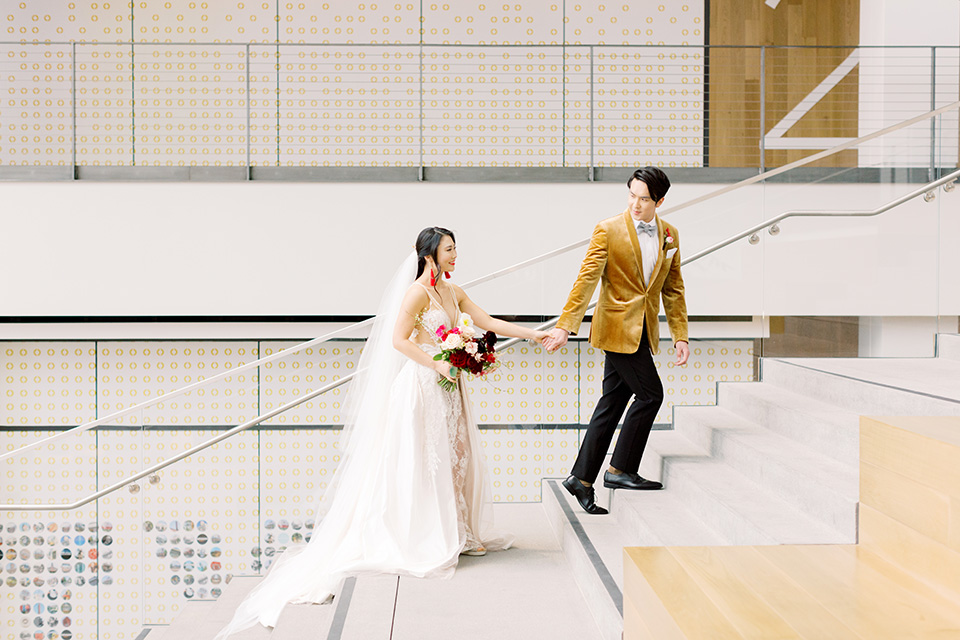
[1,3,704,167]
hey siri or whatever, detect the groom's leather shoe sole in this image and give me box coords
[562,476,608,515]
[603,471,663,491]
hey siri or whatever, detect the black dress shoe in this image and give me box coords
[603,471,663,491]
[562,475,609,515]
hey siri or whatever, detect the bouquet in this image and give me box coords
[432,313,500,391]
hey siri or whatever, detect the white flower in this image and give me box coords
[457,313,477,338]
[465,341,478,355]
[441,334,464,351]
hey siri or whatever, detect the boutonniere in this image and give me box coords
[663,228,674,248]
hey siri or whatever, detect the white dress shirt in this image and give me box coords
[634,217,660,286]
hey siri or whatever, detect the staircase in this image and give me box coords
[546,333,960,639]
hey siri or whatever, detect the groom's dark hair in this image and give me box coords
[627,166,671,203]
[415,227,456,280]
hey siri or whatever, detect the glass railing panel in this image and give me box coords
[762,46,860,171]
[0,43,74,167]
[754,115,955,358]
[662,183,767,318]
[75,43,134,167]
[591,45,706,169]
[257,339,353,565]
[133,44,249,168]
[703,46,764,168]
[421,45,567,168]
[1,340,102,640]
[855,46,942,171]
[135,341,262,630]
[279,44,420,168]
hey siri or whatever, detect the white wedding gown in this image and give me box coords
[215,271,511,638]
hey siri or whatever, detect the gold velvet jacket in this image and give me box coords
[556,210,689,355]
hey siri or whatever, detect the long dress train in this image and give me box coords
[215,261,511,638]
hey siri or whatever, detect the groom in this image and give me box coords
[543,166,689,515]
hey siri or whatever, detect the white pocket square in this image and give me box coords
[665,248,678,259]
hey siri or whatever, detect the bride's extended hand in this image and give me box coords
[432,359,457,382]
[530,330,549,345]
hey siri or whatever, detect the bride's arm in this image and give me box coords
[392,286,457,381]
[454,285,547,343]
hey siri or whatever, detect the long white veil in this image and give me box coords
[214,253,417,638]
[314,251,417,521]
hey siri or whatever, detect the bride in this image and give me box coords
[216,227,547,637]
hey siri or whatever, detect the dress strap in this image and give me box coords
[415,282,442,308]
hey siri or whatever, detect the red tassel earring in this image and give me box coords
[429,269,437,286]
[444,272,451,280]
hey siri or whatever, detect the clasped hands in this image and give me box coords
[542,327,689,366]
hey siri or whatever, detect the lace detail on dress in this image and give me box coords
[448,403,478,548]
[412,292,478,547]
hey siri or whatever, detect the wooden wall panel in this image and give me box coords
[708,0,860,168]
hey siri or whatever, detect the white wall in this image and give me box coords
[2,178,957,319]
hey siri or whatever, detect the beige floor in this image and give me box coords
[164,503,605,640]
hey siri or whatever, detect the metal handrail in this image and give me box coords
[2,99,957,464]
[5,166,956,510]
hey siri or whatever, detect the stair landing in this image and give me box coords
[148,503,604,640]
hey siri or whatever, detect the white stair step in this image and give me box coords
[666,457,852,544]
[645,432,851,545]
[938,333,960,361]
[543,480,623,640]
[715,381,859,465]
[672,405,859,535]
[610,488,730,547]
[760,357,960,418]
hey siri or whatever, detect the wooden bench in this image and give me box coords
[624,416,960,639]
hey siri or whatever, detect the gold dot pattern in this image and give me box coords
[134,43,250,166]
[276,44,420,167]
[579,341,756,425]
[96,341,260,426]
[475,343,579,423]
[2,339,755,428]
[567,3,704,167]
[259,341,360,425]
[282,2,420,45]
[2,3,703,167]
[1,342,97,426]
[1,44,75,166]
[3,334,752,636]
[75,44,135,165]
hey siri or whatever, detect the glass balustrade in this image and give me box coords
[2,41,959,640]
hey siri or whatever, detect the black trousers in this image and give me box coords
[570,330,664,484]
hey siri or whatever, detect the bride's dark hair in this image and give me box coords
[415,226,455,279]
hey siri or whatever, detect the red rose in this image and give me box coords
[483,331,497,350]
[466,357,484,375]
[449,350,473,369]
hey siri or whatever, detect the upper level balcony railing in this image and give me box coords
[1,42,958,177]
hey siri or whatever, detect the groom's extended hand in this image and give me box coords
[542,327,569,353]
[675,340,690,366]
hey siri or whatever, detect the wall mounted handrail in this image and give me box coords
[2,100,957,464]
[5,165,956,510]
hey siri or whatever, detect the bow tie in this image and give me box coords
[636,221,657,237]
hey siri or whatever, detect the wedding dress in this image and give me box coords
[215,254,511,638]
